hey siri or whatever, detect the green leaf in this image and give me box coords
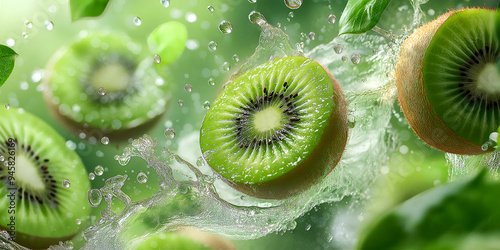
[338,0,392,35]
[358,169,500,249]
[147,21,188,66]
[0,45,17,88]
[70,0,111,21]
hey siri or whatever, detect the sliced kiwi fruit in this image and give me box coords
[200,56,349,199]
[43,32,171,142]
[396,8,500,155]
[0,108,90,249]
[132,227,235,250]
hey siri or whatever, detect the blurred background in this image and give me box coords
[0,0,499,249]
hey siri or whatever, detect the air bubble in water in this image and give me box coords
[249,11,268,26]
[101,137,110,145]
[153,54,161,64]
[62,179,71,188]
[184,83,192,92]
[24,20,33,28]
[87,189,102,207]
[222,62,231,72]
[137,172,148,183]
[203,101,211,110]
[333,43,343,54]
[328,14,336,24]
[285,0,302,9]
[208,41,218,51]
[97,87,106,96]
[218,20,233,34]
[351,53,361,64]
[177,99,184,106]
[341,55,348,62]
[208,5,215,12]
[208,78,216,86]
[233,54,240,62]
[160,0,170,8]
[89,172,96,180]
[133,17,142,26]
[5,104,10,110]
[44,20,54,30]
[308,32,316,40]
[164,127,175,139]
[22,32,28,39]
[95,165,104,176]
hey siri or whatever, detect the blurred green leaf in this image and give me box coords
[147,21,188,66]
[358,169,500,249]
[0,45,17,88]
[70,0,111,21]
[338,0,391,35]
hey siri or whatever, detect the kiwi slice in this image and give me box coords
[0,108,90,249]
[200,56,349,199]
[396,8,500,155]
[133,228,235,250]
[43,32,171,142]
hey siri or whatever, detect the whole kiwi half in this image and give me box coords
[0,108,90,249]
[200,56,349,199]
[396,8,500,155]
[43,32,171,142]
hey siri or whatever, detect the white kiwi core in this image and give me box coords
[14,153,45,192]
[476,63,500,95]
[90,63,131,92]
[253,107,283,132]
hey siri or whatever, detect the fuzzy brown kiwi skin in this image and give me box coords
[226,58,349,199]
[396,8,491,155]
[0,228,76,249]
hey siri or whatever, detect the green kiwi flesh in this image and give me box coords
[133,228,235,250]
[397,8,499,155]
[0,108,90,249]
[200,56,349,199]
[43,32,171,142]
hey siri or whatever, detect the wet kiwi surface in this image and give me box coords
[132,228,235,250]
[43,32,171,142]
[396,8,500,155]
[0,108,90,249]
[200,56,349,199]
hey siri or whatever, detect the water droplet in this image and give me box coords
[76,219,81,225]
[305,224,312,231]
[137,172,148,183]
[308,32,316,41]
[341,55,348,62]
[203,101,211,110]
[327,14,336,24]
[351,53,361,64]
[333,43,343,54]
[481,143,490,151]
[178,183,189,194]
[115,155,131,166]
[24,20,33,28]
[285,0,302,9]
[22,32,28,39]
[0,155,4,162]
[5,104,10,110]
[87,189,102,207]
[222,62,231,71]
[489,132,498,142]
[62,179,71,188]
[249,0,257,3]
[288,12,294,18]
[94,165,104,176]
[218,20,233,34]
[348,115,356,128]
[97,87,106,96]
[101,137,110,145]
[208,78,216,86]
[233,54,240,62]
[153,54,161,64]
[6,38,15,47]
[89,172,96,180]
[160,0,170,8]
[196,157,205,167]
[177,99,184,106]
[208,41,218,51]
[184,83,192,92]
[44,20,54,30]
[207,5,215,12]
[164,127,175,139]
[133,17,142,26]
[249,11,268,26]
